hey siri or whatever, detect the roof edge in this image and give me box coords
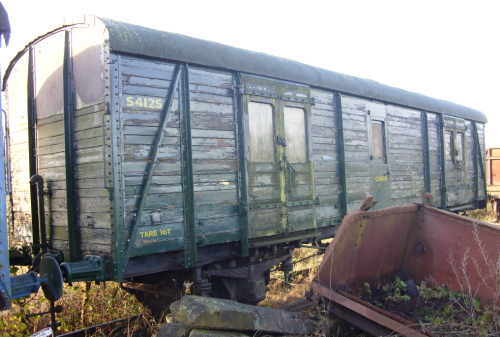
[98,17,487,124]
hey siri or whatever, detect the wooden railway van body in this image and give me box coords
[4,17,487,288]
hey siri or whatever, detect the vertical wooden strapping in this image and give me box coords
[437,113,447,208]
[63,30,80,261]
[108,53,127,280]
[27,47,40,255]
[233,72,249,256]
[421,111,431,194]
[180,64,196,267]
[472,121,486,206]
[334,93,347,218]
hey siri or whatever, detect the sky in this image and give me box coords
[1,0,499,147]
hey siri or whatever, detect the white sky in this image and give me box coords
[1,0,499,147]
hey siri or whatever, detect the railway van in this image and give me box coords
[3,16,487,304]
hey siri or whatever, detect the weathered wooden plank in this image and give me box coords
[38,162,106,181]
[311,89,334,105]
[198,215,239,233]
[192,159,237,174]
[125,193,184,211]
[49,197,110,213]
[191,138,235,147]
[120,56,175,79]
[191,113,234,131]
[312,136,335,145]
[192,146,235,160]
[123,84,169,98]
[125,184,182,196]
[124,160,181,175]
[248,209,281,237]
[312,159,337,171]
[190,101,233,115]
[38,134,64,148]
[121,111,180,127]
[125,135,178,146]
[190,84,231,96]
[343,119,368,131]
[124,144,179,161]
[189,67,232,87]
[127,76,170,88]
[197,203,239,219]
[126,208,185,227]
[194,190,237,205]
[75,127,104,141]
[311,115,334,128]
[311,125,334,138]
[124,126,180,137]
[125,175,182,186]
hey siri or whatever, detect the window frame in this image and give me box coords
[246,99,277,163]
[369,119,388,163]
[449,130,465,166]
[282,101,311,164]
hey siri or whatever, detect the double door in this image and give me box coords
[244,93,315,238]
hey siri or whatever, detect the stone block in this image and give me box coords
[170,296,315,335]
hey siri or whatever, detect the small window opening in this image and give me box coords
[446,131,465,165]
[454,132,464,163]
[248,102,275,162]
[371,120,386,162]
[284,106,307,163]
[445,131,453,161]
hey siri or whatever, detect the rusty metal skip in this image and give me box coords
[313,202,500,336]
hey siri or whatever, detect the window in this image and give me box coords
[284,106,307,163]
[248,102,275,162]
[446,131,465,164]
[455,132,464,162]
[371,121,386,161]
[445,131,453,161]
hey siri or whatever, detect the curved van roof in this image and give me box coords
[101,19,486,123]
[4,17,488,123]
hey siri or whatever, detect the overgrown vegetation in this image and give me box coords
[359,278,499,337]
[0,269,147,337]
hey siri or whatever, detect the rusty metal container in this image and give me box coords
[486,148,500,191]
[313,204,500,336]
[486,148,500,221]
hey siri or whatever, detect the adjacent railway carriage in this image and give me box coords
[4,17,487,302]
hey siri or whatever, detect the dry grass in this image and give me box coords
[260,247,324,308]
[465,202,499,225]
[1,249,327,337]
[0,274,148,337]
